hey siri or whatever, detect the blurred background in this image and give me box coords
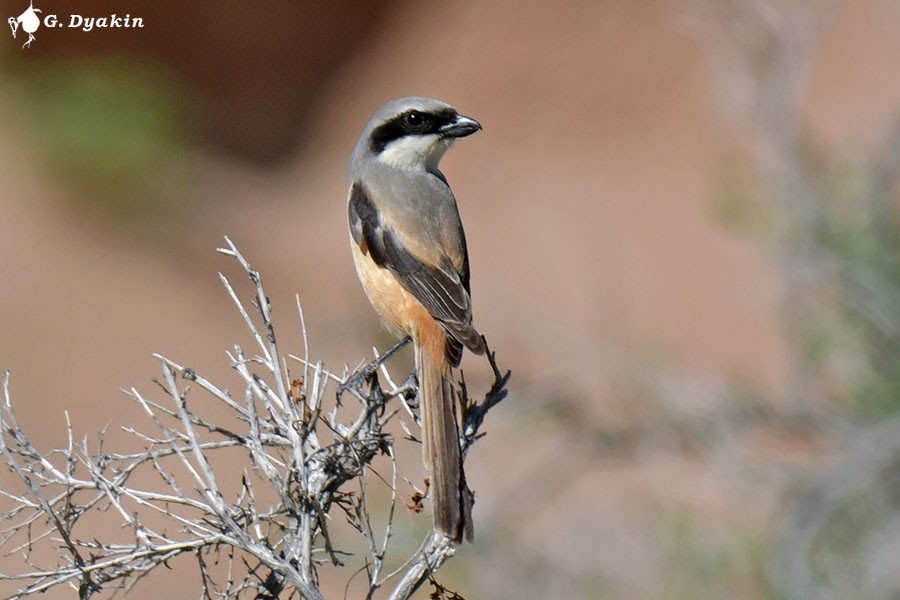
[2,0,900,597]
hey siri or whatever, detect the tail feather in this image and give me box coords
[416,340,473,542]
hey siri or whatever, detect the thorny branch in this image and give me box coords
[0,237,508,599]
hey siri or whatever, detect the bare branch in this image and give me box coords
[0,239,508,599]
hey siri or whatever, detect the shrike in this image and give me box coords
[347,97,485,541]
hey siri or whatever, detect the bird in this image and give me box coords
[346,97,486,542]
[8,1,41,49]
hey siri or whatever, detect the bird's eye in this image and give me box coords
[405,111,425,129]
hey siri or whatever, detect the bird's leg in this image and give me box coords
[338,336,412,396]
[22,33,34,49]
[375,335,413,365]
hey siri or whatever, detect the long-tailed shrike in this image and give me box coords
[347,97,485,541]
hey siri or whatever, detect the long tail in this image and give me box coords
[415,338,473,542]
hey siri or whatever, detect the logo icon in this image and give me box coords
[8,0,41,49]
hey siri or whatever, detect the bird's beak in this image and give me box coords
[439,114,482,138]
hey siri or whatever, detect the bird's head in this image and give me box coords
[350,97,481,176]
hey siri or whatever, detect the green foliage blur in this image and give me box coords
[10,56,196,219]
[805,136,900,418]
[715,130,900,419]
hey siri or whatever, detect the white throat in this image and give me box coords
[376,135,453,170]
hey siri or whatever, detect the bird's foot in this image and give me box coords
[397,371,419,409]
[337,336,412,397]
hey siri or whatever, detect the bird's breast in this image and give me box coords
[350,237,438,343]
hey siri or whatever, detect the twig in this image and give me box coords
[0,238,508,599]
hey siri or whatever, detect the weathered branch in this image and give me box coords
[0,238,508,599]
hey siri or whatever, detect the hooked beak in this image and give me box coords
[439,114,482,139]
